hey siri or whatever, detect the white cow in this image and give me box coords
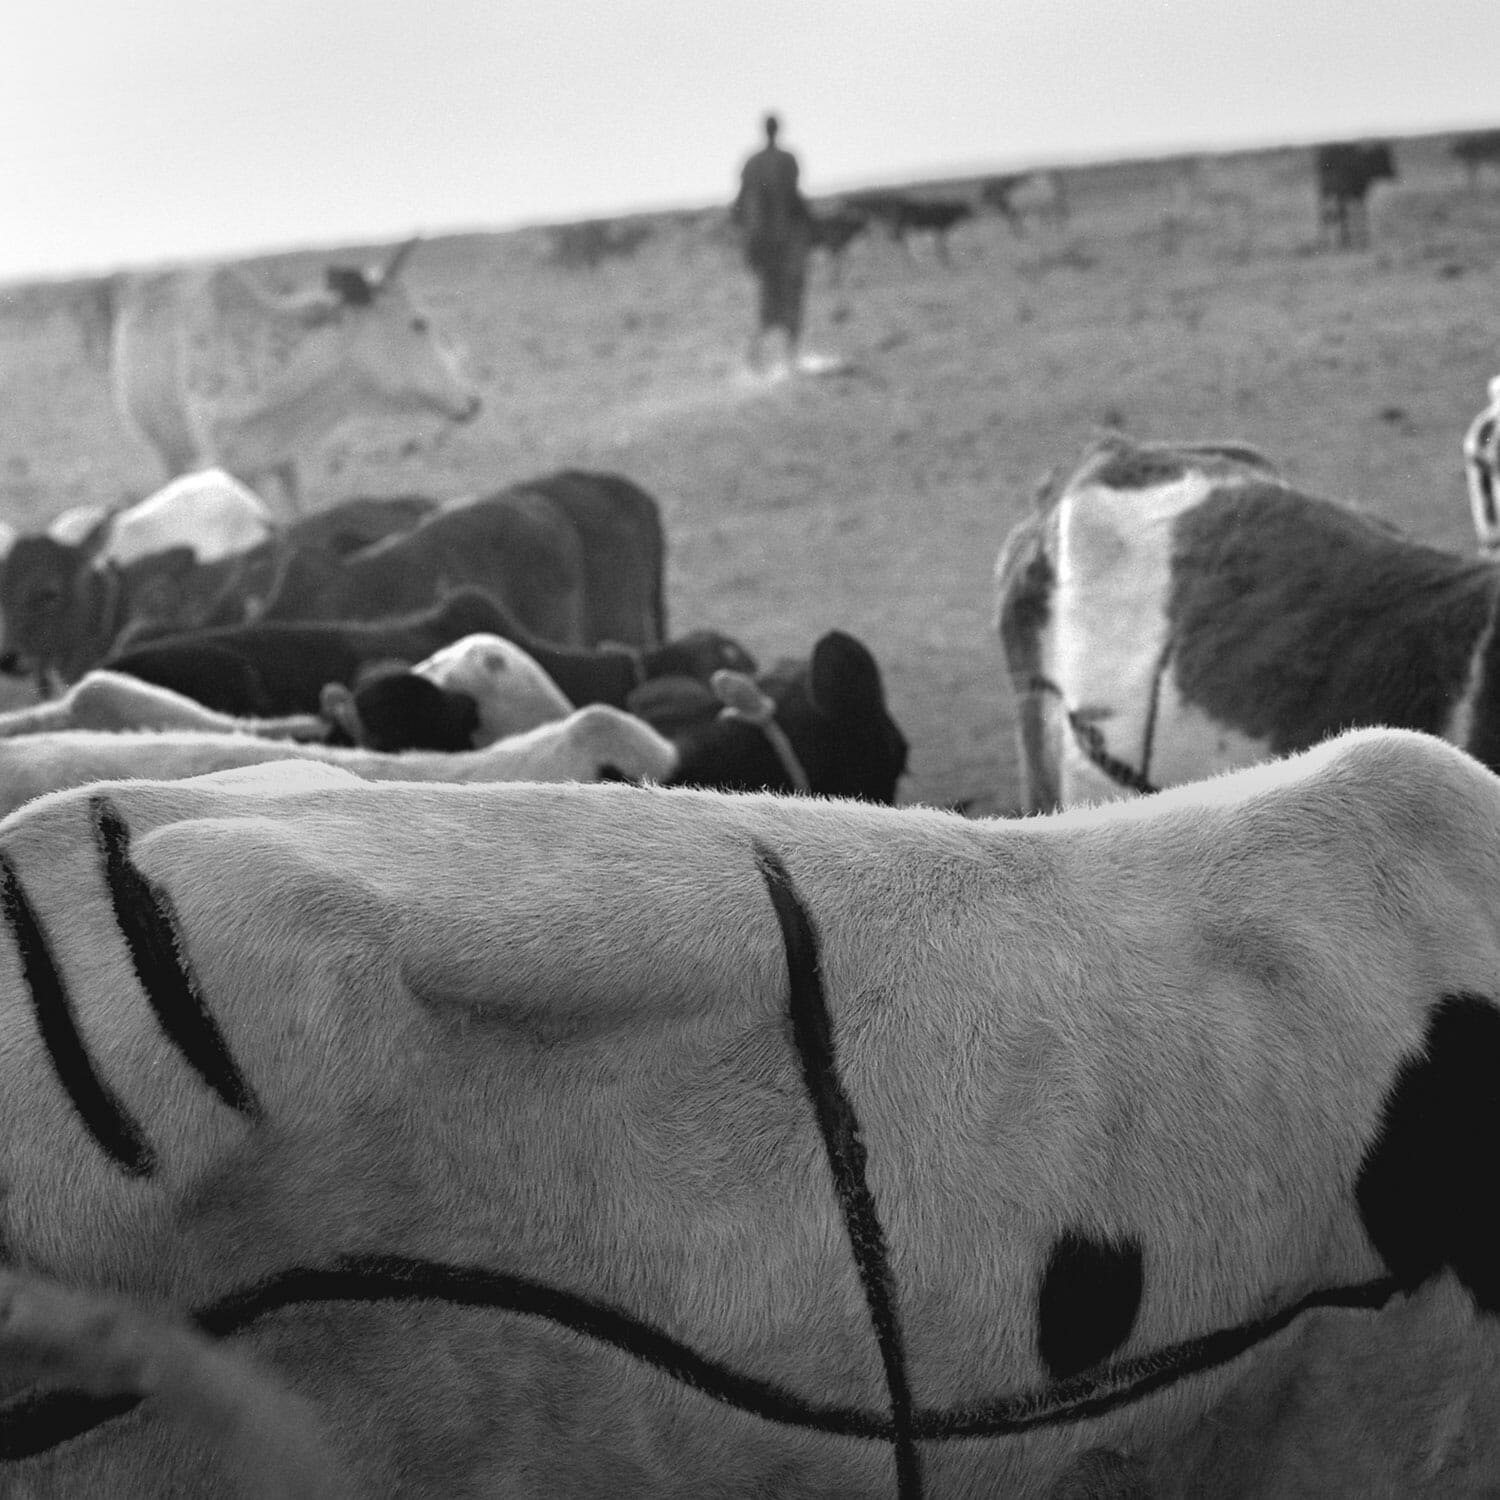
[0,728,1497,1496]
[0,704,676,819]
[111,239,481,512]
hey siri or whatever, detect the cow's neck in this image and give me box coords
[58,565,125,683]
[202,359,367,475]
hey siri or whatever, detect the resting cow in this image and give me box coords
[0,671,325,742]
[0,706,677,821]
[993,434,1500,811]
[101,589,523,718]
[323,606,756,752]
[0,728,1498,1495]
[319,632,575,751]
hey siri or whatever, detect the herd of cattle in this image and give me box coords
[4,233,1500,1494]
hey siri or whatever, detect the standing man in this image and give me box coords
[732,113,812,375]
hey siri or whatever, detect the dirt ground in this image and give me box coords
[2,131,1498,814]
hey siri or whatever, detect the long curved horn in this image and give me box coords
[377,236,422,287]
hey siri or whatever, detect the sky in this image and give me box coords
[2,0,1497,284]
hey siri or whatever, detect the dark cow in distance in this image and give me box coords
[842,191,976,263]
[260,470,667,649]
[101,589,515,718]
[995,433,1500,811]
[806,207,871,280]
[1314,140,1396,249]
[979,171,1070,235]
[1452,129,1500,186]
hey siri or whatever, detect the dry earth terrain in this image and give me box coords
[2,131,1498,813]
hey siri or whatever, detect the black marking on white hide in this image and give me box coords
[0,849,157,1177]
[756,840,923,1500]
[90,795,259,1120]
[1037,1232,1145,1381]
[1356,991,1500,1313]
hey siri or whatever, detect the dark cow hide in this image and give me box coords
[102,588,515,718]
[259,470,667,650]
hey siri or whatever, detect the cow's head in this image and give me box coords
[298,238,481,428]
[0,516,121,690]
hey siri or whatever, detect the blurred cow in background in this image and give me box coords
[1314,141,1396,249]
[110,238,481,512]
[1452,130,1500,187]
[979,170,1070,235]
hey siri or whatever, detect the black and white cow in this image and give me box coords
[0,729,1499,1495]
[1465,375,1500,554]
[994,434,1500,812]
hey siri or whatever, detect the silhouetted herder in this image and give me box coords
[732,113,812,373]
[1314,141,1395,250]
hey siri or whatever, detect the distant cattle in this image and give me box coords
[842,192,976,262]
[260,470,666,649]
[547,218,656,271]
[1465,375,1500,552]
[1314,141,1396,249]
[3,730,1500,1493]
[110,238,481,510]
[0,484,438,691]
[101,589,517,718]
[1452,129,1500,186]
[979,170,1070,235]
[806,207,871,279]
[994,433,1500,812]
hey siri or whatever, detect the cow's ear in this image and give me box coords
[807,631,884,718]
[76,509,118,560]
[374,237,421,290]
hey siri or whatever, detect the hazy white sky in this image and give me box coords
[3,0,1495,282]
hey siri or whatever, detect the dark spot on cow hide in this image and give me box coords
[1168,484,1497,753]
[1356,992,1500,1313]
[1036,1231,1144,1381]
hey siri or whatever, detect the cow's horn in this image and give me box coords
[377,237,422,286]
